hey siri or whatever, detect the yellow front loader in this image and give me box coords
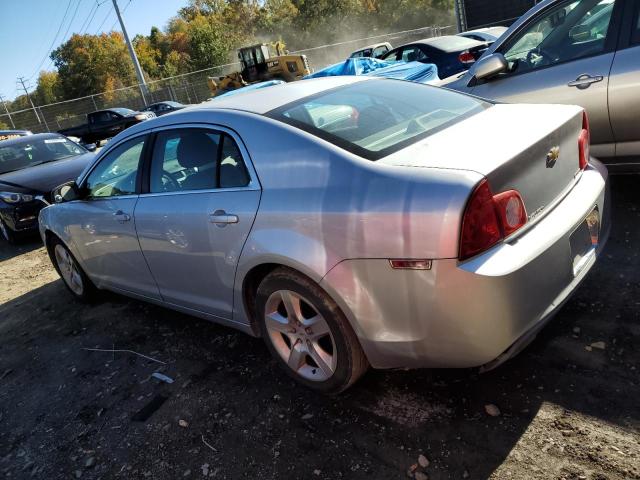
[208,42,311,97]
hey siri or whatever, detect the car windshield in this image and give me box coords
[0,136,86,174]
[110,108,135,116]
[268,80,488,160]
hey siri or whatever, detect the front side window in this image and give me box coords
[372,46,389,58]
[503,0,616,73]
[149,129,250,193]
[269,80,488,160]
[400,46,428,63]
[85,136,145,198]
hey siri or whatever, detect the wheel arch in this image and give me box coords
[43,229,70,269]
[239,257,342,337]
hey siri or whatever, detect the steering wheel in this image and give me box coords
[525,47,555,68]
[161,170,180,191]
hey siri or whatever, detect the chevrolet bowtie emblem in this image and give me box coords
[546,146,560,168]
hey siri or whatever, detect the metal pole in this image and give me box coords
[17,76,42,124]
[112,0,149,106]
[91,95,98,111]
[191,83,199,103]
[0,94,16,129]
[38,107,50,132]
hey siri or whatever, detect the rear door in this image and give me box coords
[134,126,260,319]
[608,0,640,160]
[471,0,623,157]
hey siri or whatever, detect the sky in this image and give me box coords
[0,0,188,101]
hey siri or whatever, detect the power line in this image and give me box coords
[81,0,105,35]
[45,0,84,70]
[94,4,115,34]
[61,0,84,41]
[77,1,98,35]
[110,0,132,31]
[27,0,74,80]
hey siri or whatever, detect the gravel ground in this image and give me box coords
[0,176,638,480]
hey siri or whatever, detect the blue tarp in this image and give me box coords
[304,57,439,84]
[215,79,286,99]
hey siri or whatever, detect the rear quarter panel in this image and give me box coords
[211,110,481,325]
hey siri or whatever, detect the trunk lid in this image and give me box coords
[381,103,585,224]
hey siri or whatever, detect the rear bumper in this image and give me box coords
[321,160,610,369]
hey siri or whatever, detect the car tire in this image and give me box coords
[49,237,97,302]
[256,267,369,394]
[0,218,17,244]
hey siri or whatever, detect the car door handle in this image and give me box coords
[209,210,239,226]
[113,210,131,223]
[568,74,604,89]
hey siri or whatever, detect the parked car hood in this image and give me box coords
[0,152,95,194]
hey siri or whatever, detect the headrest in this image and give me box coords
[176,132,218,169]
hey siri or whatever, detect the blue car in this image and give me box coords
[380,35,489,79]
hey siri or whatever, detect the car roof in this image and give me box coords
[151,101,182,106]
[190,76,373,115]
[353,42,391,51]
[0,132,63,147]
[412,35,485,52]
[463,26,507,34]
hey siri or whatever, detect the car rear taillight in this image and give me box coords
[578,111,590,170]
[493,190,527,236]
[458,51,476,64]
[459,180,527,260]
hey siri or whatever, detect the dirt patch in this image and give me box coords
[0,176,638,479]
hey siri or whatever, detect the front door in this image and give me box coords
[66,134,161,299]
[134,127,260,319]
[472,0,622,156]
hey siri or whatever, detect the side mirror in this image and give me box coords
[53,181,81,204]
[473,53,509,81]
[84,143,97,152]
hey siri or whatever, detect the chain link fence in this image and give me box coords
[1,25,454,135]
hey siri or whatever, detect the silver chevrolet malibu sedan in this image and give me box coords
[39,77,610,393]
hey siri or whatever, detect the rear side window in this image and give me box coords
[149,129,250,193]
[267,80,488,160]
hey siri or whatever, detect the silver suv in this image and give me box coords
[445,0,639,171]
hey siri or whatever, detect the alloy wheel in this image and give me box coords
[264,289,337,382]
[54,244,84,296]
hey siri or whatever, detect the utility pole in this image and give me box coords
[0,93,16,129]
[17,76,42,124]
[112,0,149,106]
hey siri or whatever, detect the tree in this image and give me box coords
[34,71,62,105]
[51,32,137,99]
[186,14,238,70]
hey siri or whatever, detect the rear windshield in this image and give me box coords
[267,80,489,160]
[110,108,135,116]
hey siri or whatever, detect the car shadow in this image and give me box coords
[0,177,637,479]
[0,235,43,262]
